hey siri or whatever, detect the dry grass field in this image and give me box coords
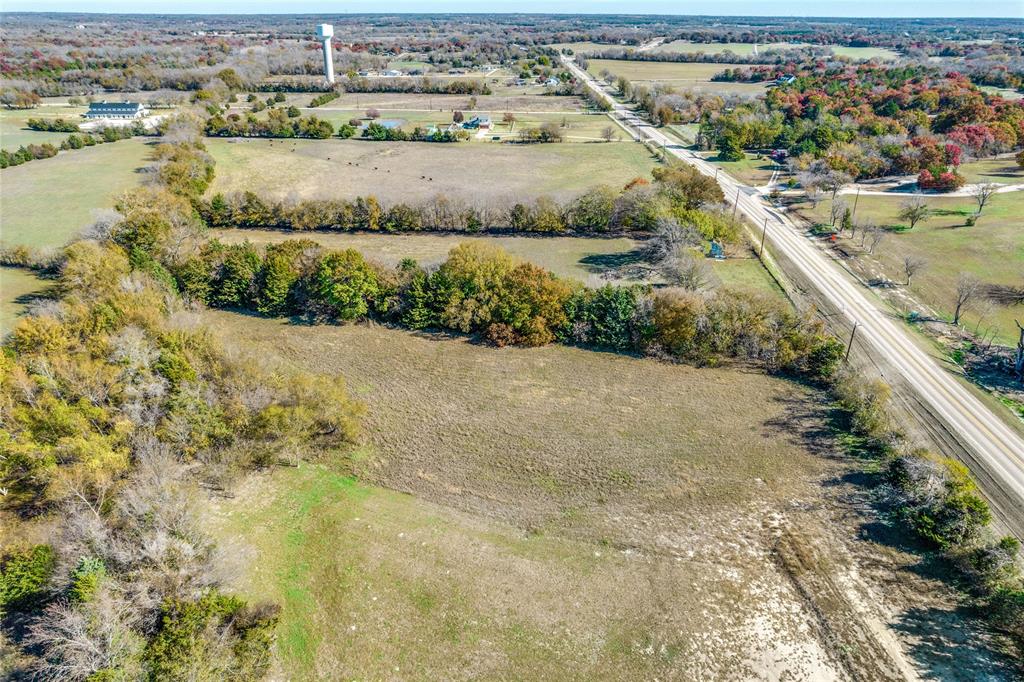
[205,137,660,204]
[202,314,1016,681]
[585,59,769,96]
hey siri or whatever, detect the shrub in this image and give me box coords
[0,545,55,612]
[886,452,992,549]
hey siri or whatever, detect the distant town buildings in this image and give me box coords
[84,101,148,119]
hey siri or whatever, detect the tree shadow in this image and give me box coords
[578,247,649,274]
[891,605,1022,680]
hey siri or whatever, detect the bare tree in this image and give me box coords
[600,125,616,143]
[502,111,516,131]
[897,197,931,229]
[903,256,927,285]
[952,274,982,325]
[662,250,718,291]
[864,225,886,254]
[365,107,380,120]
[805,186,824,208]
[971,182,999,216]
[829,198,848,228]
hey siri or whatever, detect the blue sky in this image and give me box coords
[2,1,1022,17]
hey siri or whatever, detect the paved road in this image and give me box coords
[567,57,1024,535]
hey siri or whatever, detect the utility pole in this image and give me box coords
[851,187,861,220]
[759,217,768,258]
[845,321,860,362]
[732,187,741,219]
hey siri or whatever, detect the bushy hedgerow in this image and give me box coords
[198,166,734,237]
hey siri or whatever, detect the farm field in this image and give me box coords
[585,59,768,96]
[202,313,1012,680]
[0,267,49,335]
[0,137,152,249]
[652,40,900,60]
[205,137,659,204]
[212,229,782,294]
[802,191,1024,345]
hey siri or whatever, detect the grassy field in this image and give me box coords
[585,59,768,96]
[701,151,780,187]
[803,191,1024,345]
[201,316,844,679]
[213,229,782,294]
[0,268,49,335]
[955,156,1024,185]
[652,41,900,60]
[201,314,1010,680]
[0,138,152,249]
[205,137,660,204]
[0,104,85,149]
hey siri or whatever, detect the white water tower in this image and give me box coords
[317,24,335,85]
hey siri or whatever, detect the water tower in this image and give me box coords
[316,24,335,85]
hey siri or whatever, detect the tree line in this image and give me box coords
[199,166,732,238]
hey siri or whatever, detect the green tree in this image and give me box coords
[314,250,379,320]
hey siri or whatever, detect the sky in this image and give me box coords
[2,0,1022,18]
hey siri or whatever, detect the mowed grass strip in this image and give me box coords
[0,137,152,249]
[204,314,847,680]
[205,137,660,204]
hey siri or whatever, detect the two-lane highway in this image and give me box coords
[567,57,1024,534]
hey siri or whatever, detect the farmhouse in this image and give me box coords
[462,115,491,130]
[84,101,148,119]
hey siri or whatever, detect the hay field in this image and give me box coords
[205,137,659,204]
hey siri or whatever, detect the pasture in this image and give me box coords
[0,138,152,249]
[205,137,660,204]
[585,59,768,96]
[803,191,1024,346]
[0,268,49,335]
[202,314,1005,680]
[212,229,782,294]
